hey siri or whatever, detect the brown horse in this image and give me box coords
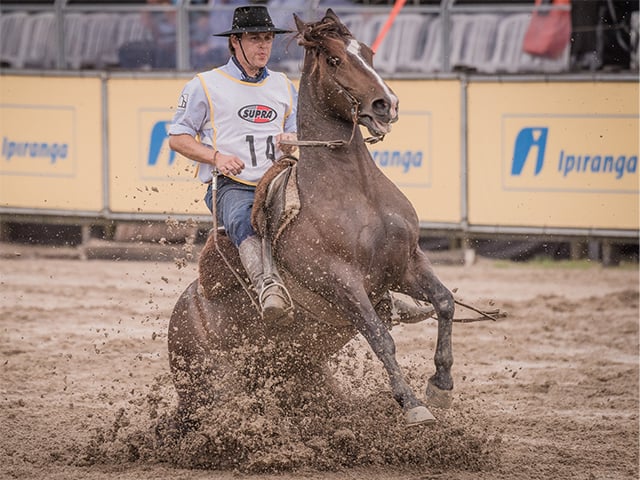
[168,9,454,428]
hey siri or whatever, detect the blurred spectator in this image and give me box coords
[117,0,232,70]
[191,0,246,69]
[118,0,176,69]
[117,0,358,71]
[571,0,638,71]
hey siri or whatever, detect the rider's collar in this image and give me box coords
[232,56,268,83]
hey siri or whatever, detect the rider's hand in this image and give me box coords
[214,151,244,176]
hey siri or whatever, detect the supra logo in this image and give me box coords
[511,127,548,176]
[148,121,176,166]
[238,104,277,124]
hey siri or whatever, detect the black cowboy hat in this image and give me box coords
[213,6,292,37]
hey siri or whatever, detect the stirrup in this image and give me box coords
[259,277,294,316]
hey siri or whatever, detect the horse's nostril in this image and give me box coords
[372,98,389,116]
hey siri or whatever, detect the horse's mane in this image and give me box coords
[297,13,352,49]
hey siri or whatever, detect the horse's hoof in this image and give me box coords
[405,405,436,426]
[426,378,452,409]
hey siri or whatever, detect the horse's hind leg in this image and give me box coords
[405,249,455,408]
[168,281,220,432]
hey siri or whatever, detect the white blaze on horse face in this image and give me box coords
[346,39,398,116]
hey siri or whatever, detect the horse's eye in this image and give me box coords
[327,56,341,67]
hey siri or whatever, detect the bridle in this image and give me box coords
[280,40,387,150]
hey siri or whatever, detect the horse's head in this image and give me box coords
[294,9,399,139]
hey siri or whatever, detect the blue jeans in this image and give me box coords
[204,176,256,247]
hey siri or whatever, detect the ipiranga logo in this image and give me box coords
[511,128,547,176]
[2,136,68,164]
[141,117,195,182]
[147,121,176,166]
[505,117,638,192]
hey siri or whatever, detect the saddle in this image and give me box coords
[251,156,301,244]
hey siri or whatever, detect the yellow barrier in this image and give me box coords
[372,80,462,224]
[467,82,639,230]
[107,77,209,216]
[0,76,103,212]
[1,74,637,235]
[106,78,463,223]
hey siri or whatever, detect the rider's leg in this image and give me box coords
[238,235,289,322]
[215,177,290,323]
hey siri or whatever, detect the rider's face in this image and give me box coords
[233,32,275,75]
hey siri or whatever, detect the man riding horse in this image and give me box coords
[169,5,434,325]
[168,8,456,429]
[168,6,297,323]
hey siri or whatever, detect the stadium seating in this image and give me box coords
[630,10,638,70]
[486,13,569,74]
[0,7,578,74]
[362,13,427,74]
[65,14,92,69]
[0,10,151,70]
[451,13,502,72]
[81,13,121,69]
[0,12,32,68]
[394,14,434,72]
[24,12,57,69]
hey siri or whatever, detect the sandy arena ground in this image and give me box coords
[1,244,638,480]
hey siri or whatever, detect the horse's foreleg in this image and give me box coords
[335,282,436,425]
[405,250,455,407]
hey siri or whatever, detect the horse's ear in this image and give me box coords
[325,8,339,22]
[294,13,306,34]
[324,8,350,36]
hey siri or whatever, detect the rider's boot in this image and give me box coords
[238,235,291,324]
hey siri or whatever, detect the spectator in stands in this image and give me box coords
[191,0,246,69]
[118,0,176,69]
[117,0,227,70]
[571,0,638,71]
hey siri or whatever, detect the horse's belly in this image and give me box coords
[287,281,356,328]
